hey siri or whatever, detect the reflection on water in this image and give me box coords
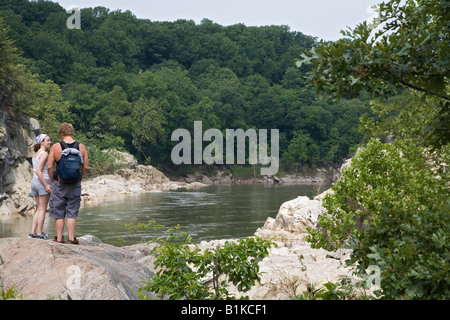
[0,183,330,246]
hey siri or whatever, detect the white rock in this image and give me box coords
[258,196,327,234]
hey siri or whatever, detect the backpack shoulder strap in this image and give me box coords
[60,141,80,150]
[60,141,69,150]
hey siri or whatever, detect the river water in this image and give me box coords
[0,183,330,246]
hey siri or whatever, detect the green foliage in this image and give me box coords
[18,73,72,142]
[125,220,165,234]
[131,97,167,163]
[283,131,314,163]
[229,165,260,178]
[0,2,370,170]
[360,94,445,147]
[1,285,23,300]
[0,16,17,85]
[138,225,276,300]
[295,277,375,300]
[298,0,449,299]
[299,0,449,100]
[298,0,449,148]
[307,138,449,249]
[296,279,349,300]
[306,138,449,299]
[82,145,115,177]
[353,201,450,299]
[0,16,29,114]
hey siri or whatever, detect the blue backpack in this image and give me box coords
[57,141,83,183]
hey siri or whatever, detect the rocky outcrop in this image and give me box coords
[260,196,325,233]
[0,236,158,300]
[254,190,331,243]
[244,242,354,299]
[223,188,358,299]
[196,238,355,300]
[81,154,207,207]
[0,104,40,216]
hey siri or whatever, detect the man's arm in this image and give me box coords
[47,144,56,183]
[79,143,89,176]
[48,143,62,183]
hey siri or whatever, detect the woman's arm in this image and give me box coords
[36,153,52,193]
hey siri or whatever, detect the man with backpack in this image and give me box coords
[48,123,89,244]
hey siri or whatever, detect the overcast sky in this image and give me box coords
[55,0,382,41]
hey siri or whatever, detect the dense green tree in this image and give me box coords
[20,74,72,142]
[90,85,132,146]
[0,17,18,89]
[298,0,449,147]
[307,137,449,299]
[131,97,167,162]
[0,0,371,169]
[302,0,449,299]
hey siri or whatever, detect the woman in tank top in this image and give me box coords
[29,134,52,239]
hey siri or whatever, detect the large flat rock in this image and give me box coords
[0,236,157,300]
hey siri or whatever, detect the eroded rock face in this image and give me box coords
[255,192,330,244]
[0,236,157,300]
[0,105,39,216]
[237,190,360,299]
[195,238,356,300]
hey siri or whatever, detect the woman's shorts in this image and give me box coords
[31,177,51,196]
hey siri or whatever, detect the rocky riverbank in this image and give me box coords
[1,142,360,299]
[197,189,359,300]
[80,163,338,208]
[79,150,208,208]
[1,110,361,300]
[1,158,340,215]
[0,187,368,300]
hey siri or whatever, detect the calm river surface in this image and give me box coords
[0,183,330,246]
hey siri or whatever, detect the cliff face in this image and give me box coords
[0,104,40,215]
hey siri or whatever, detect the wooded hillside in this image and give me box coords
[0,0,370,171]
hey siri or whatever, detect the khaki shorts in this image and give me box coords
[49,181,82,219]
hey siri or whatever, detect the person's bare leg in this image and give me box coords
[36,194,50,235]
[31,196,40,235]
[55,218,65,242]
[67,218,76,241]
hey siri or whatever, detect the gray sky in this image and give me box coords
[56,0,382,41]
